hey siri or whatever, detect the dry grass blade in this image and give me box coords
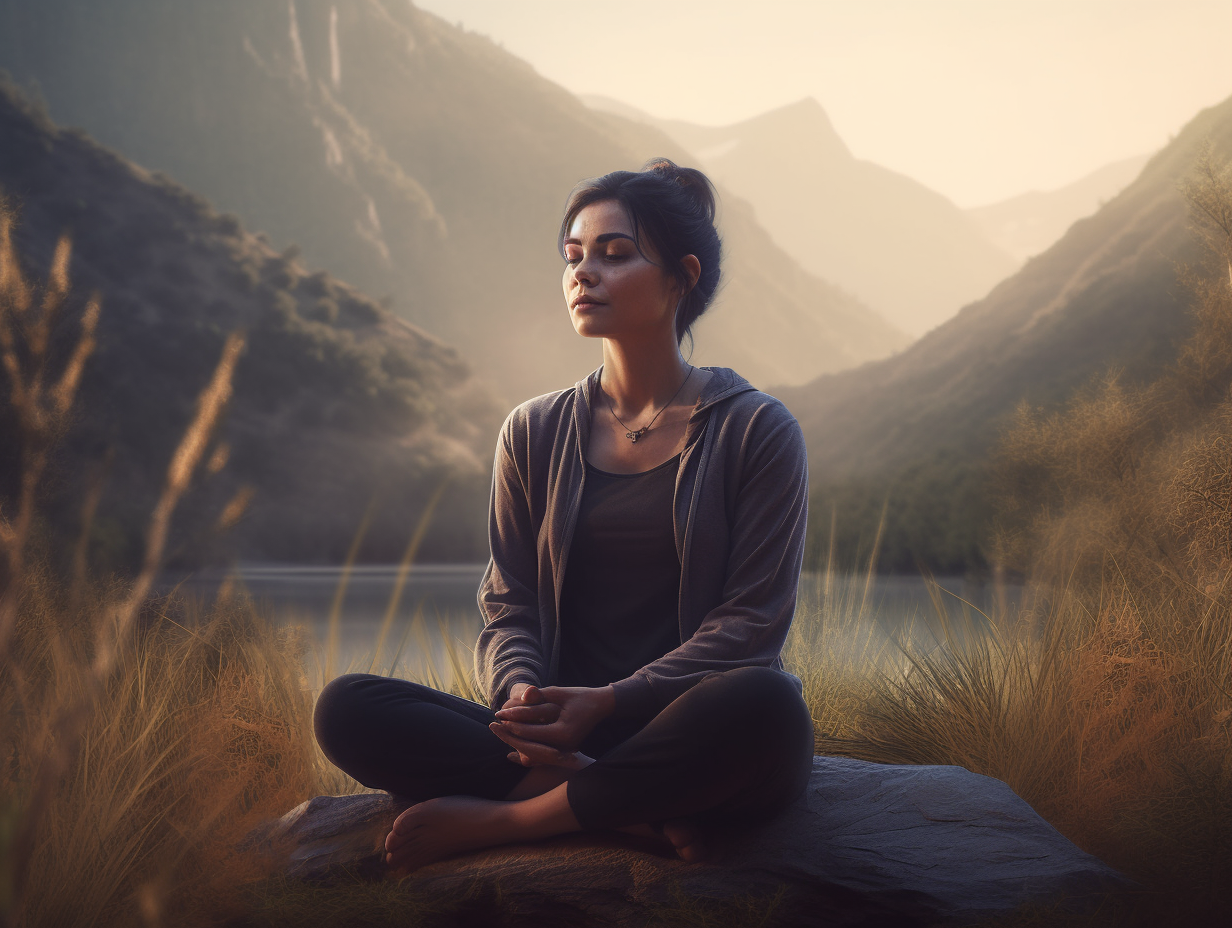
[50,295,99,417]
[0,215,100,659]
[368,479,449,675]
[4,324,246,924]
[99,330,245,675]
[324,495,377,681]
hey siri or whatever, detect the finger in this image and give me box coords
[494,703,561,723]
[489,724,571,765]
[489,721,535,750]
[494,703,559,721]
[506,741,569,765]
[520,684,544,704]
[492,719,569,745]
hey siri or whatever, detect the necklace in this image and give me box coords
[604,365,694,443]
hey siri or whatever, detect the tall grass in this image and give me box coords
[0,198,479,926]
[786,573,1232,922]
[12,552,1229,926]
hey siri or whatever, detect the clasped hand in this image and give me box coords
[489,683,614,768]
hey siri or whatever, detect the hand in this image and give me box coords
[490,684,615,762]
[494,683,568,767]
[500,682,561,723]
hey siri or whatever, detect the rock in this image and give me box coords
[246,757,1130,926]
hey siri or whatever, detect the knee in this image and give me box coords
[696,667,812,734]
[313,673,380,757]
[699,665,799,706]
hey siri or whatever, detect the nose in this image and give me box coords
[569,253,598,288]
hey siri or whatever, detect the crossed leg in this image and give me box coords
[313,666,814,872]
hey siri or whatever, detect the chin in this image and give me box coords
[570,317,610,340]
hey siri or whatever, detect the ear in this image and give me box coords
[680,254,701,292]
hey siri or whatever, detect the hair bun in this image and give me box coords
[642,157,716,220]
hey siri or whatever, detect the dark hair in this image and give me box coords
[558,158,722,345]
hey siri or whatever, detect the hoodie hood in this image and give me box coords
[575,365,758,420]
[571,366,760,454]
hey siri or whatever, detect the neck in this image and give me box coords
[599,335,692,415]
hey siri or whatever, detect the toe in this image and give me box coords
[661,818,697,848]
[662,819,709,863]
[392,802,429,835]
[386,837,423,873]
[385,828,406,853]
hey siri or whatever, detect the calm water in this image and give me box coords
[162,563,489,685]
[161,565,1024,684]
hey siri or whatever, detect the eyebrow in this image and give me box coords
[563,232,636,246]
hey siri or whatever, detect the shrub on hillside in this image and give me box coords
[992,145,1232,601]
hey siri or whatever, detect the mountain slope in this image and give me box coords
[968,154,1152,262]
[0,0,907,400]
[772,95,1232,573]
[585,95,1018,336]
[0,78,502,567]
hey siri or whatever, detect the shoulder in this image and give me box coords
[721,389,798,428]
[697,373,806,486]
[703,370,802,442]
[497,382,584,458]
[503,387,574,432]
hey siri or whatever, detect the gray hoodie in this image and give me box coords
[475,366,809,717]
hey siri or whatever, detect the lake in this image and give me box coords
[161,564,1024,687]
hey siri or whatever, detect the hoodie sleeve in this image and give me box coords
[607,401,808,718]
[474,408,547,709]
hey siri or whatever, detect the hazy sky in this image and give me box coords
[414,0,1232,207]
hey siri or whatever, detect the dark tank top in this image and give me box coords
[557,453,682,690]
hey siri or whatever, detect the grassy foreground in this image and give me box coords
[0,565,1228,927]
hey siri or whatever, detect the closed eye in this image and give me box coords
[563,252,627,265]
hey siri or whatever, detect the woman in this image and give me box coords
[314,158,815,872]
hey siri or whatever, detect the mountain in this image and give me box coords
[583,94,1018,337]
[0,77,503,568]
[967,154,1153,262]
[0,0,907,401]
[772,95,1232,574]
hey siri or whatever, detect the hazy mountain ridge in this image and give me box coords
[0,0,907,401]
[772,94,1232,572]
[584,94,1019,336]
[967,154,1153,262]
[574,106,911,380]
[0,78,503,567]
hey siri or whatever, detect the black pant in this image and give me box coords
[313,666,815,831]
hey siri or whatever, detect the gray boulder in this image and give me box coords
[247,757,1129,926]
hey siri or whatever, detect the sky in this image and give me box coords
[414,0,1232,208]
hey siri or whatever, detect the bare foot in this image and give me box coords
[384,787,579,873]
[661,818,709,863]
[612,819,709,862]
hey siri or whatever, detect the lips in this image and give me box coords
[571,293,606,310]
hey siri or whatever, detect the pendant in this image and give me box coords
[626,428,647,442]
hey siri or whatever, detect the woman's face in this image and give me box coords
[562,199,680,341]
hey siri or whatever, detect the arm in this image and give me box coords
[608,406,809,717]
[474,409,547,710]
